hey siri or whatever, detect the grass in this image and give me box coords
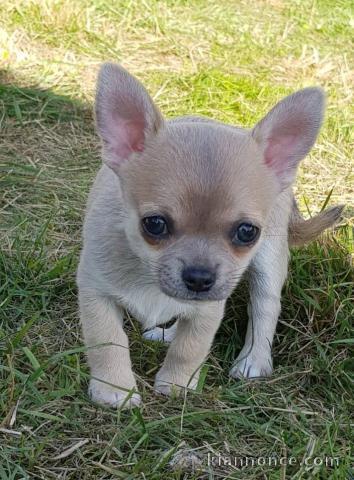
[0,0,353,478]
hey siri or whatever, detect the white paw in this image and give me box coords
[89,379,141,409]
[143,326,176,344]
[229,349,273,379]
[154,379,179,397]
[154,371,199,396]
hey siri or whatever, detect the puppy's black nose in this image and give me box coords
[182,267,216,292]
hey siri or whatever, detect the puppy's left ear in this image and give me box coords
[95,63,164,170]
[252,87,325,189]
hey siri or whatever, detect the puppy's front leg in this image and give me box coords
[230,238,289,379]
[154,302,224,396]
[79,291,141,408]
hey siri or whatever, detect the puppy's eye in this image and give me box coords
[142,215,169,237]
[231,222,260,246]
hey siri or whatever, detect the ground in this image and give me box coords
[0,0,353,478]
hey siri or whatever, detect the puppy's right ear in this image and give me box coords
[252,87,325,190]
[95,63,163,170]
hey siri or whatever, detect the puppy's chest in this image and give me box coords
[118,282,193,330]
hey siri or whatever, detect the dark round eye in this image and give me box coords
[232,222,260,246]
[142,215,169,237]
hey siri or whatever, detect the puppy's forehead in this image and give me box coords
[124,122,277,226]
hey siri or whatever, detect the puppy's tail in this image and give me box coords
[289,199,344,246]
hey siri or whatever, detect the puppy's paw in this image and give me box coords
[89,379,141,409]
[154,370,199,397]
[143,326,176,343]
[229,350,273,379]
[154,379,180,397]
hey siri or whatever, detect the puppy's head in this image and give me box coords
[95,63,324,301]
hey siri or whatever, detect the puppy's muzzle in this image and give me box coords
[182,266,216,292]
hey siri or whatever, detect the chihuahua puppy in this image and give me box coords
[77,63,343,408]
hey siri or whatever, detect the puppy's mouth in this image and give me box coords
[159,282,230,302]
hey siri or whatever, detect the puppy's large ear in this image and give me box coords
[252,88,325,189]
[95,63,163,170]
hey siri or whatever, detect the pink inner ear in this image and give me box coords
[264,134,298,176]
[109,115,146,161]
